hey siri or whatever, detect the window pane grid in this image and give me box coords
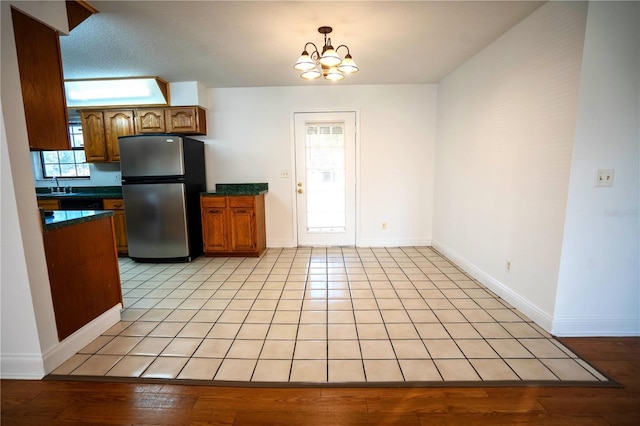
[41,122,90,178]
[305,122,346,233]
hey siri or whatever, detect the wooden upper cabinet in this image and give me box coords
[66,1,98,31]
[11,8,70,151]
[80,109,134,162]
[166,107,207,135]
[80,110,107,162]
[104,110,135,162]
[135,108,166,133]
[81,106,207,161]
[136,106,207,135]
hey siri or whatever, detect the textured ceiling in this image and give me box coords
[60,1,545,88]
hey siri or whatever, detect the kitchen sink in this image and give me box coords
[44,192,76,196]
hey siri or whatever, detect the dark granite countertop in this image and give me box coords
[202,183,268,196]
[42,210,114,231]
[36,186,122,200]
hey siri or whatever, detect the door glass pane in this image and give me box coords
[305,122,345,233]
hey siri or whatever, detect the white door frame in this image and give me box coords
[289,108,360,247]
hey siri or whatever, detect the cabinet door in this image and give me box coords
[202,208,228,252]
[104,110,135,162]
[166,107,206,134]
[80,111,108,162]
[135,108,166,133]
[103,198,127,254]
[229,208,256,252]
[37,199,60,210]
[11,8,70,151]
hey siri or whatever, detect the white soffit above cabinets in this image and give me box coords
[64,77,169,107]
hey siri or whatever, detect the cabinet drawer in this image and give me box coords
[103,198,125,209]
[228,196,255,208]
[38,199,60,210]
[201,196,227,208]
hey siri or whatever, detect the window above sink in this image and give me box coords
[40,122,90,179]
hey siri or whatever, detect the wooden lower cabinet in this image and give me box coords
[37,199,60,210]
[103,198,128,254]
[201,194,266,257]
[43,216,122,340]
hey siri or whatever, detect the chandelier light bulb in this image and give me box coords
[319,46,342,67]
[294,51,316,71]
[337,54,359,74]
[301,69,322,80]
[325,67,344,81]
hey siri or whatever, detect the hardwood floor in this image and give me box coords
[2,337,638,425]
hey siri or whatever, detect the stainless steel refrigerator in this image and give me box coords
[119,135,205,262]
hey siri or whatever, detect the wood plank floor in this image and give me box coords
[2,337,638,425]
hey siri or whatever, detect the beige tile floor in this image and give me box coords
[51,247,608,384]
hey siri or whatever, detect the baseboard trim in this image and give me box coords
[266,239,296,248]
[0,353,46,379]
[267,239,433,249]
[357,238,432,248]
[552,317,640,337]
[42,304,122,375]
[431,240,553,331]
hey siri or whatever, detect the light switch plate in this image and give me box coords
[595,169,614,187]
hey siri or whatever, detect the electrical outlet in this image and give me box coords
[281,170,290,179]
[506,260,512,272]
[595,169,614,187]
[381,222,387,230]
[115,173,121,182]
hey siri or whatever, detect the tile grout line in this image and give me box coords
[52,247,603,384]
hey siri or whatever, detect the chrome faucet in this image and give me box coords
[51,176,60,193]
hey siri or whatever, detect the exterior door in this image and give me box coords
[294,111,356,246]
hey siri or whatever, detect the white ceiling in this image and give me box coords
[60,1,545,88]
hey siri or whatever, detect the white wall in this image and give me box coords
[432,1,588,330]
[204,85,437,248]
[1,109,47,378]
[1,0,66,378]
[2,1,124,378]
[554,1,640,336]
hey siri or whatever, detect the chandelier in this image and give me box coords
[293,26,359,81]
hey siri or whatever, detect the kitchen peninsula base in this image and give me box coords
[42,211,122,340]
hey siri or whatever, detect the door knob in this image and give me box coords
[297,182,303,187]
[297,188,303,194]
